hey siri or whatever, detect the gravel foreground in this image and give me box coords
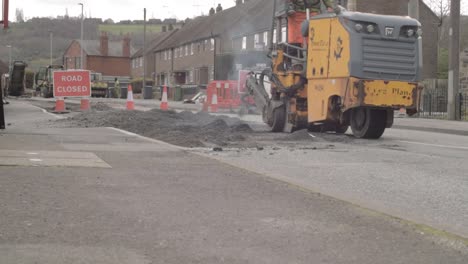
[31,100,359,149]
[55,106,255,148]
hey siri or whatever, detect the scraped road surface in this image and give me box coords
[0,100,467,263]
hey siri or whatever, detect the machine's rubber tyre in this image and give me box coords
[40,88,48,98]
[335,124,349,134]
[350,108,386,139]
[271,106,286,132]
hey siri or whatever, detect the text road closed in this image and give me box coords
[53,70,91,97]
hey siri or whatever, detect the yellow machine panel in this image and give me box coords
[307,19,331,79]
[307,78,348,122]
[358,80,417,107]
[328,18,350,78]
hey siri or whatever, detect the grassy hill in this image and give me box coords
[0,17,181,71]
[98,24,164,35]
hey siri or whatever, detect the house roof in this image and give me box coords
[132,30,178,58]
[76,39,137,57]
[154,0,271,52]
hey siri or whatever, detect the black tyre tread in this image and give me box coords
[366,110,386,139]
[271,107,286,132]
[351,108,386,139]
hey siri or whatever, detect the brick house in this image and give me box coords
[131,30,177,79]
[154,0,271,87]
[63,33,135,77]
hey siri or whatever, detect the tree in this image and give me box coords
[104,18,115,24]
[437,48,449,79]
[15,8,24,23]
[424,0,450,27]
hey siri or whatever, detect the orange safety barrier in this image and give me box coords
[203,75,255,112]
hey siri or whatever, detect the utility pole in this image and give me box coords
[6,45,12,72]
[49,30,53,65]
[79,3,84,69]
[143,8,148,99]
[448,0,460,120]
[408,0,419,20]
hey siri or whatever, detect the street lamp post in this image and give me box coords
[78,3,84,69]
[49,31,53,65]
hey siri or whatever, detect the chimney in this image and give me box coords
[100,32,109,56]
[209,7,215,16]
[122,35,131,57]
[216,4,223,13]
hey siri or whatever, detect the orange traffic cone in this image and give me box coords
[160,85,168,111]
[126,84,135,110]
[209,88,218,113]
[80,98,90,111]
[55,98,66,113]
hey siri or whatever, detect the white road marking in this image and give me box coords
[398,140,468,150]
[106,127,185,150]
[29,159,43,162]
[27,152,38,155]
[308,133,316,138]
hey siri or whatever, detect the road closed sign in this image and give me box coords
[53,70,91,97]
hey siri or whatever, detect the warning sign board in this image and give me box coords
[53,70,91,98]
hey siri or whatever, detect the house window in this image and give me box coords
[273,29,277,44]
[168,50,172,59]
[174,49,178,58]
[191,43,194,55]
[197,42,201,53]
[204,40,207,51]
[263,31,268,46]
[242,36,247,50]
[254,34,259,45]
[139,57,143,67]
[74,57,81,69]
[164,51,167,61]
[210,38,215,51]
[281,26,287,43]
[185,45,189,56]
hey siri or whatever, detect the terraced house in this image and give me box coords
[131,30,177,79]
[154,0,272,87]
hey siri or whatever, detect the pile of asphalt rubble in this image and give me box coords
[57,107,254,148]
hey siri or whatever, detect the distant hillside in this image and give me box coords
[0,17,181,71]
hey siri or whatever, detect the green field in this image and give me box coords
[98,24,165,35]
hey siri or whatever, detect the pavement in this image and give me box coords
[1,100,468,263]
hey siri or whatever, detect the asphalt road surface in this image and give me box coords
[197,127,468,240]
[0,100,467,263]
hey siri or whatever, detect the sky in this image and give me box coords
[6,0,468,22]
[8,0,237,22]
